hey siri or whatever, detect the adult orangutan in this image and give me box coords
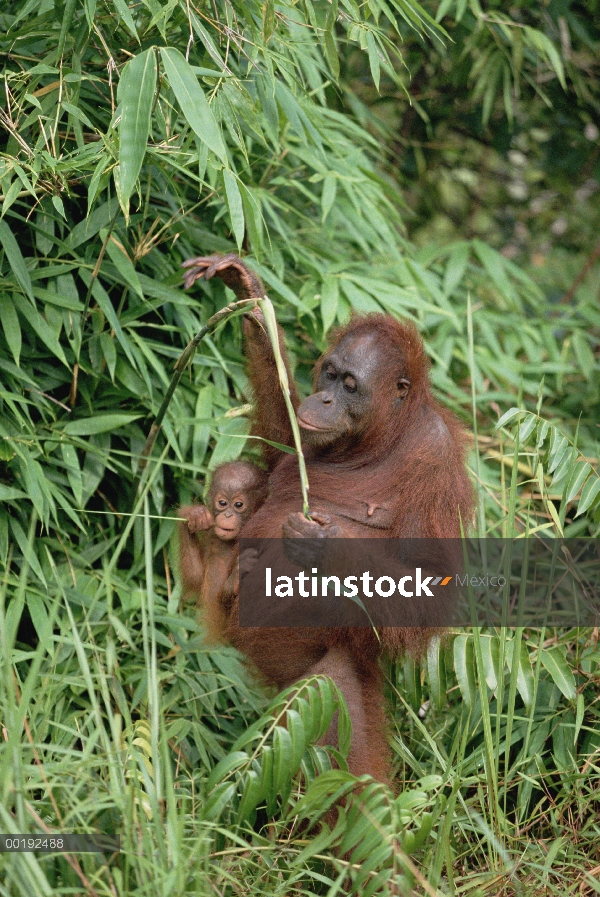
[182,254,473,781]
[178,461,268,642]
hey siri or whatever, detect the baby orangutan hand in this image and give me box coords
[180,505,214,534]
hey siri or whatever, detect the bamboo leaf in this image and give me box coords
[117,49,157,209]
[161,47,227,163]
[321,172,337,223]
[223,169,245,250]
[320,276,339,334]
[112,0,139,40]
[103,232,144,298]
[0,294,22,365]
[63,413,141,436]
[0,221,34,301]
[366,31,381,90]
[442,242,469,298]
[12,294,69,367]
[473,240,515,303]
[262,0,276,42]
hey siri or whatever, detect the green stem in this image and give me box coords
[134,297,257,481]
[258,298,311,518]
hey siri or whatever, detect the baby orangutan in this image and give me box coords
[178,461,269,641]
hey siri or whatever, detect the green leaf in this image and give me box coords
[10,516,46,585]
[209,417,248,468]
[61,442,83,507]
[51,196,66,220]
[442,242,469,298]
[548,434,569,474]
[551,446,577,488]
[258,745,274,811]
[262,0,276,42]
[512,638,534,709]
[453,634,475,709]
[576,475,600,517]
[112,0,139,40]
[540,648,576,701]
[572,331,595,381]
[102,232,144,299]
[118,49,157,209]
[63,413,141,436]
[575,693,584,746]
[160,47,227,163]
[239,183,264,252]
[426,635,447,710]
[286,708,307,771]
[203,782,236,821]
[518,413,537,443]
[473,240,515,303]
[0,294,22,365]
[480,634,500,692]
[366,31,381,91]
[272,725,293,794]
[321,172,337,223]
[324,5,340,79]
[223,169,245,250]
[27,594,51,649]
[565,461,592,504]
[237,770,263,823]
[0,484,27,501]
[523,26,566,89]
[403,655,422,711]
[0,221,34,301]
[495,407,522,430]
[12,294,69,367]
[537,419,550,449]
[320,276,339,334]
[207,750,248,791]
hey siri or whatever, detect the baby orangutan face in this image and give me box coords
[211,489,251,541]
[209,462,269,542]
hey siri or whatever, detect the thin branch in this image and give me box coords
[134,296,258,481]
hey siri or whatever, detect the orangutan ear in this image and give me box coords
[396,378,410,400]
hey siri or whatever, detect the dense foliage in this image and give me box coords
[1,0,599,894]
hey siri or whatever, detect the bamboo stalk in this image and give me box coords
[258,297,311,518]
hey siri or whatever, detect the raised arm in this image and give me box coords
[177,503,213,599]
[182,254,300,470]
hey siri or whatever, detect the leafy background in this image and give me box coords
[0,0,599,894]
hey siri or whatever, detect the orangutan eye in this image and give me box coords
[218,499,227,507]
[234,501,244,509]
[326,369,336,381]
[344,376,357,393]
